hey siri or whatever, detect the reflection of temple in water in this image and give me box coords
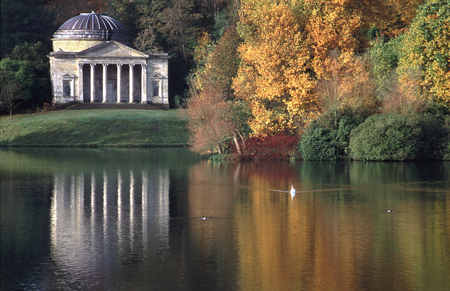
[50,168,170,277]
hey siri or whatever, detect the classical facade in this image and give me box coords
[49,12,169,108]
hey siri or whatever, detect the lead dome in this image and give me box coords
[52,12,133,51]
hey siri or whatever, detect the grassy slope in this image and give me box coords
[0,109,189,146]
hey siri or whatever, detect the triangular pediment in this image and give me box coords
[77,41,148,58]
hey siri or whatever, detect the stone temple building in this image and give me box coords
[49,12,169,108]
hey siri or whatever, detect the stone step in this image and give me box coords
[67,102,164,110]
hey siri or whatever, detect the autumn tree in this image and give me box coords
[398,0,450,107]
[315,52,379,128]
[377,0,425,36]
[233,0,316,136]
[194,27,241,98]
[306,0,366,78]
[184,86,243,154]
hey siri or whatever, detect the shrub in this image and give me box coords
[349,113,450,161]
[299,115,363,160]
[442,115,450,160]
[229,133,299,160]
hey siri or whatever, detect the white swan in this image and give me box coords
[290,185,295,198]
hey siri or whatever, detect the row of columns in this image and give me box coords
[78,63,148,103]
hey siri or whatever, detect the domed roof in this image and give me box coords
[52,12,132,44]
[58,12,128,31]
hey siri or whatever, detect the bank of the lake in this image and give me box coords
[0,109,189,147]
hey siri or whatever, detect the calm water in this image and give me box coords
[1,148,449,291]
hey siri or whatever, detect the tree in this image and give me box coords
[315,52,379,128]
[398,0,450,107]
[1,0,55,57]
[306,0,367,79]
[233,0,316,136]
[2,42,52,106]
[194,27,241,99]
[46,0,108,27]
[185,86,237,154]
[0,68,24,119]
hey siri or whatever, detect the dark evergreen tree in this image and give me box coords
[1,0,55,57]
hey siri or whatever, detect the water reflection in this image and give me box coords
[1,149,449,291]
[232,161,450,291]
[49,168,170,288]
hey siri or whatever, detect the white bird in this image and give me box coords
[290,185,295,198]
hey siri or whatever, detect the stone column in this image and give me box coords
[117,64,122,103]
[129,64,135,103]
[159,80,163,104]
[90,63,95,103]
[78,63,84,102]
[141,64,147,103]
[102,64,108,103]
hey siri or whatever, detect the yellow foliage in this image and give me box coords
[398,0,450,106]
[306,0,365,78]
[234,0,316,136]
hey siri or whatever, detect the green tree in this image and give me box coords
[1,42,52,107]
[0,68,24,119]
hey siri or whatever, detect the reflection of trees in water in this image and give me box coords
[232,161,450,291]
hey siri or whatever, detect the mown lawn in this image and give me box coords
[0,109,189,147]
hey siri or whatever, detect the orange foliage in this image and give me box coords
[185,87,235,154]
[379,0,425,36]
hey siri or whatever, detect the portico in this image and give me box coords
[49,12,169,108]
[78,62,148,103]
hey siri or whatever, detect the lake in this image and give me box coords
[1,148,449,291]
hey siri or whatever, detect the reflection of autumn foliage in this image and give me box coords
[229,134,299,160]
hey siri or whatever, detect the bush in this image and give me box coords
[229,133,299,160]
[299,115,363,160]
[442,115,450,160]
[349,113,450,161]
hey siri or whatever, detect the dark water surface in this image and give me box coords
[1,148,449,291]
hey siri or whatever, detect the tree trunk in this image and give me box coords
[217,144,222,154]
[237,130,246,151]
[233,131,242,155]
